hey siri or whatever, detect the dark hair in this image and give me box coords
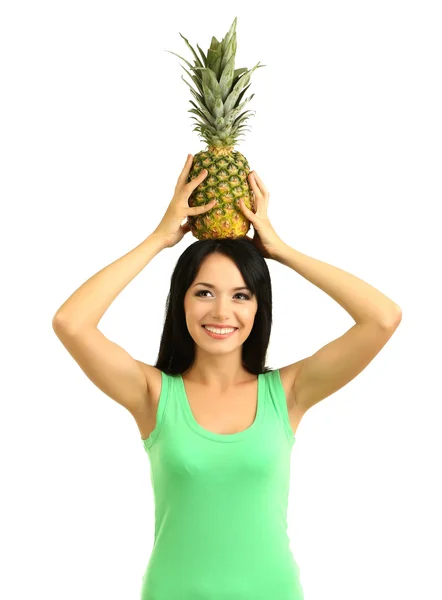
[154,237,274,376]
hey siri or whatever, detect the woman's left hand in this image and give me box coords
[239,171,285,260]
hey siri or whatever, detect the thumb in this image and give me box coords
[180,221,191,235]
[240,197,254,220]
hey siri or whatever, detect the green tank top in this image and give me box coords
[140,368,304,600]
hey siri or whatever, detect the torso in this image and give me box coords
[134,365,304,441]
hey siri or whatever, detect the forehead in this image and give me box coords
[192,253,250,289]
[198,253,241,274]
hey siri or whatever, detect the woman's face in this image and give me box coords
[183,253,258,352]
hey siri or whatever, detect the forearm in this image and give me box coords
[52,233,166,331]
[273,243,402,327]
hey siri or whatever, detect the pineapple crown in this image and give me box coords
[165,17,266,149]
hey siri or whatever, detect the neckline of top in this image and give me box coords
[177,372,264,443]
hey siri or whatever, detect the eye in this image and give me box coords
[195,290,250,300]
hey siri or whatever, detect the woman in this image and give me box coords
[52,154,402,599]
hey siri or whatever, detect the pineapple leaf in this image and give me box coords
[196,44,207,67]
[224,62,265,114]
[207,38,220,71]
[190,68,216,112]
[208,36,220,53]
[188,109,215,129]
[220,18,237,63]
[200,80,216,114]
[223,17,237,48]
[219,54,235,102]
[236,83,252,106]
[220,32,237,73]
[199,68,223,115]
[188,100,216,125]
[232,117,254,131]
[190,117,217,135]
[233,113,255,128]
[209,36,220,50]
[213,97,224,119]
[164,50,203,77]
[180,75,205,104]
[194,66,220,90]
[233,68,248,81]
[230,70,248,96]
[189,117,217,134]
[224,97,254,127]
[207,51,216,70]
[188,108,210,122]
[178,33,204,69]
[213,54,223,80]
[177,64,203,96]
[183,79,204,103]
[187,87,213,117]
[164,50,191,70]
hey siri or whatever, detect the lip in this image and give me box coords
[202,324,238,329]
[202,325,238,340]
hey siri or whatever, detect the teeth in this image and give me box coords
[204,326,236,334]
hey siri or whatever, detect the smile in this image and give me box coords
[202,326,238,339]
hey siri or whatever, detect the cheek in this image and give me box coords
[243,308,258,326]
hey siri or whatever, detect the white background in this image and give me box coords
[1,1,441,599]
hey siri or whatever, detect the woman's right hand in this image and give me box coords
[152,154,217,249]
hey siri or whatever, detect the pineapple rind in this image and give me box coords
[186,149,255,240]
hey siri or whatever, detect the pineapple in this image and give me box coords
[166,17,266,239]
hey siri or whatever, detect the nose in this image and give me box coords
[209,297,232,322]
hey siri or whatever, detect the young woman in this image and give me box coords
[52,154,402,600]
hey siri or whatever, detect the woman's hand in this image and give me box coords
[152,154,217,249]
[239,171,285,260]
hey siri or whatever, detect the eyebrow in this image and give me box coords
[193,282,251,292]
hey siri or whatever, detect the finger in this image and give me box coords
[248,172,260,193]
[250,171,266,194]
[256,173,268,195]
[177,154,194,185]
[239,198,255,218]
[180,221,191,235]
[187,168,208,190]
[188,199,217,215]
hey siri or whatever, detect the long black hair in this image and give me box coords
[154,237,274,376]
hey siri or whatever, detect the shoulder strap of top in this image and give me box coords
[143,370,171,450]
[264,369,295,443]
